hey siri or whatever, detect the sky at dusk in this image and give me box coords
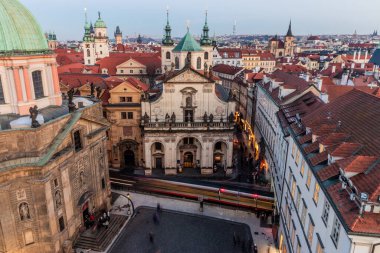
[20,0,380,41]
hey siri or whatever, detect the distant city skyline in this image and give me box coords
[20,0,380,41]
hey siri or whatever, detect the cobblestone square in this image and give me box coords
[109,206,253,253]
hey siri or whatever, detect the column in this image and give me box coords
[12,67,23,102]
[22,67,33,101]
[50,63,61,95]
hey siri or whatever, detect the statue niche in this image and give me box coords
[19,202,31,221]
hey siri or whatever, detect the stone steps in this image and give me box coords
[74,214,128,252]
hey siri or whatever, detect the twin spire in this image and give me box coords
[162,9,212,46]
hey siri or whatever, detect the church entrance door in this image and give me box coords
[184,152,194,168]
[124,150,135,167]
[155,157,163,169]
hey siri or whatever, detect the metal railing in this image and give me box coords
[144,121,234,130]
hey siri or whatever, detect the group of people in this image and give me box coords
[84,213,95,229]
[98,211,110,229]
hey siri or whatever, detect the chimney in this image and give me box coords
[316,77,323,91]
[332,65,336,73]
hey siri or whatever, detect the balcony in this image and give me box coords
[143,121,234,131]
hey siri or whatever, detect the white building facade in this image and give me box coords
[141,67,235,175]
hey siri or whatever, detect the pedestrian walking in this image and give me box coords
[149,232,154,243]
[157,203,161,213]
[153,212,159,224]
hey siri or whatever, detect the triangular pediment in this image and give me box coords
[166,68,212,83]
[110,81,141,93]
[117,58,145,69]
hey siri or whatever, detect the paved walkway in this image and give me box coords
[111,191,278,253]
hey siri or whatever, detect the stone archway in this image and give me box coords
[177,137,202,169]
[118,139,139,169]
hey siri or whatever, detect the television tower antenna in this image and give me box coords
[233,20,237,36]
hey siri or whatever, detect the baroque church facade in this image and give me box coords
[141,66,236,175]
[0,1,111,252]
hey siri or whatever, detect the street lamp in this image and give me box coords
[125,193,135,216]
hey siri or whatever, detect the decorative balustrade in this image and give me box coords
[143,121,234,130]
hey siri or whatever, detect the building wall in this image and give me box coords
[0,103,110,253]
[0,55,62,116]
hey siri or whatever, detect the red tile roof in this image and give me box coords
[212,64,244,76]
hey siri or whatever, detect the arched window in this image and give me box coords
[32,71,44,99]
[98,32,101,37]
[204,52,209,60]
[175,57,179,69]
[279,52,283,57]
[87,49,90,57]
[166,52,171,60]
[0,77,5,104]
[197,57,202,69]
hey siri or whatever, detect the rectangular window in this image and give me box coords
[123,126,132,136]
[306,168,312,189]
[120,97,126,102]
[155,142,162,151]
[101,177,106,189]
[300,160,305,176]
[331,216,341,247]
[291,177,296,199]
[307,215,315,246]
[321,200,330,225]
[53,179,59,188]
[295,150,300,165]
[0,77,5,104]
[73,130,82,152]
[120,69,124,74]
[127,112,134,119]
[184,137,194,145]
[139,70,143,74]
[121,112,127,119]
[296,188,301,211]
[313,182,320,205]
[292,143,296,157]
[32,71,44,99]
[130,70,133,74]
[58,217,65,232]
[127,97,132,102]
[301,200,307,225]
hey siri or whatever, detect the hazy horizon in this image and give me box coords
[19,0,380,41]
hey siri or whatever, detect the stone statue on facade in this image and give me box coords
[90,82,95,97]
[185,52,192,67]
[209,113,214,123]
[143,112,150,124]
[164,65,168,74]
[203,112,208,123]
[29,105,40,128]
[55,190,62,208]
[96,86,102,99]
[171,62,175,71]
[171,112,176,123]
[68,88,76,112]
[204,62,208,75]
[229,112,235,123]
[19,202,30,221]
[165,113,170,123]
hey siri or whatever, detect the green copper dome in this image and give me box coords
[173,31,203,52]
[94,12,107,28]
[0,0,49,54]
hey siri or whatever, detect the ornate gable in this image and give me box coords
[166,68,212,83]
[116,58,145,69]
[109,81,140,94]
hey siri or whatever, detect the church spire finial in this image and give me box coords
[98,11,101,19]
[162,7,174,46]
[84,8,88,24]
[205,10,208,25]
[286,19,293,37]
[166,6,169,25]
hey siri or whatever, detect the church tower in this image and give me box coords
[284,20,295,57]
[114,26,123,45]
[94,12,109,59]
[200,11,213,69]
[83,10,96,66]
[161,9,175,72]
